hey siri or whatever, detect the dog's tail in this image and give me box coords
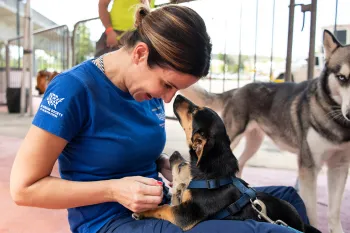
[303,224,322,233]
[180,84,233,113]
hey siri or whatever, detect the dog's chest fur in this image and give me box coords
[306,127,350,166]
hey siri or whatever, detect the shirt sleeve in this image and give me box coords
[32,73,89,142]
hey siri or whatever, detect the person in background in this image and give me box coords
[95,0,155,57]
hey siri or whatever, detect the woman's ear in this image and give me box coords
[132,42,149,65]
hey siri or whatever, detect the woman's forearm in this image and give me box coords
[12,176,114,209]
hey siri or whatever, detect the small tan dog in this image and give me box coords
[35,70,60,95]
[169,151,191,206]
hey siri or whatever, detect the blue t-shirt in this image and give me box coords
[32,60,167,233]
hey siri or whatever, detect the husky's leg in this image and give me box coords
[236,128,264,177]
[230,133,244,151]
[294,178,300,192]
[226,121,246,177]
[326,151,349,233]
[298,164,320,228]
[301,128,325,227]
[225,108,257,176]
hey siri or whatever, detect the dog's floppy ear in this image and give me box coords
[191,131,208,166]
[323,29,341,61]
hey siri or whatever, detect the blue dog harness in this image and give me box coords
[188,177,256,219]
[187,176,303,233]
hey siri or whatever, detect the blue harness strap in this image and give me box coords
[212,178,256,219]
[187,177,304,233]
[187,177,257,219]
[187,177,234,189]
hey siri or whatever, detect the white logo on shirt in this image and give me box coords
[152,106,162,111]
[153,105,165,127]
[156,112,165,121]
[47,93,64,109]
[39,104,63,118]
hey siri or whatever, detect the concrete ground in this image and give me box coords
[0,96,349,233]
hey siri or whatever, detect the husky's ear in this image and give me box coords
[323,30,341,61]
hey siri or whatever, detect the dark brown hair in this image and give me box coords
[122,4,212,78]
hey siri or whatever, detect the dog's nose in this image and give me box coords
[346,112,350,121]
[173,95,188,114]
[169,151,183,165]
[173,95,184,108]
[170,151,181,160]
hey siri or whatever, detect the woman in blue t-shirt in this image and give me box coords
[10,3,310,233]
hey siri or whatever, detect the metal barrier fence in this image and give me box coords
[7,24,70,74]
[0,42,5,68]
[0,42,6,104]
[1,0,344,113]
[72,17,100,67]
[3,25,69,105]
[0,0,303,114]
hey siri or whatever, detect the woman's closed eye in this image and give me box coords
[164,83,173,89]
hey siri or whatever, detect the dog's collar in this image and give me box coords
[187,176,257,219]
[187,177,235,189]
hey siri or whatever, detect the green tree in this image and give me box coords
[226,55,236,73]
[233,55,249,73]
[0,43,5,68]
[217,53,235,74]
[75,24,94,65]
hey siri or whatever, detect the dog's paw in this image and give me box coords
[132,213,144,220]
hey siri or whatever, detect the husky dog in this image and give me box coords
[180,30,350,233]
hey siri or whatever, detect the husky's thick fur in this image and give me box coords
[180,30,350,233]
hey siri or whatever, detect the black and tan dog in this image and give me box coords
[133,95,320,232]
[180,30,350,233]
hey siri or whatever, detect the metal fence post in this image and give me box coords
[285,0,295,82]
[5,44,10,91]
[307,0,317,80]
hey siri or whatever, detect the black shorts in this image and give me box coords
[94,29,124,58]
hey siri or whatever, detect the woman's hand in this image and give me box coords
[156,153,173,184]
[111,176,164,213]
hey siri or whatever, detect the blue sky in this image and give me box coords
[31,0,350,60]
